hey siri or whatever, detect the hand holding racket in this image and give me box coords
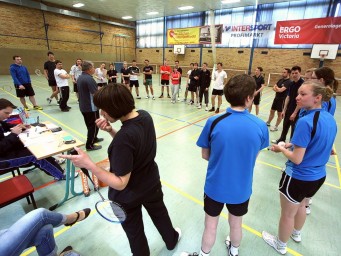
[69,149,127,223]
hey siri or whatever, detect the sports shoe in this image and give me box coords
[136,96,141,99]
[61,108,69,112]
[177,97,181,102]
[262,231,287,255]
[197,105,202,109]
[145,95,150,99]
[180,252,199,256]
[205,106,208,111]
[215,108,220,114]
[94,138,104,143]
[86,145,102,151]
[306,206,311,215]
[225,236,238,256]
[270,126,278,132]
[152,96,155,100]
[188,100,194,105]
[24,107,30,111]
[47,97,52,104]
[271,139,279,144]
[171,100,175,104]
[290,231,302,243]
[167,94,171,98]
[208,107,215,112]
[159,94,164,98]
[266,122,271,126]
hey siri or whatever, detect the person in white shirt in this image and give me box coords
[183,63,194,102]
[209,62,227,114]
[54,60,71,112]
[94,63,107,88]
[70,58,82,100]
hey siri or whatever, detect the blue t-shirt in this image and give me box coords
[322,97,336,116]
[197,108,269,204]
[286,109,337,181]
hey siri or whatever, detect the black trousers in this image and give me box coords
[81,111,99,149]
[120,183,179,256]
[278,112,299,142]
[199,86,209,105]
[59,86,70,110]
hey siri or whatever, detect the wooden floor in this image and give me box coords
[0,74,340,256]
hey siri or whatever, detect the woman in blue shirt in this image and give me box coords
[262,81,337,255]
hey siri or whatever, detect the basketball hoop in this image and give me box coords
[319,54,326,61]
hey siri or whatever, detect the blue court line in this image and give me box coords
[147,110,204,128]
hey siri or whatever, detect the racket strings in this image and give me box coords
[96,200,127,223]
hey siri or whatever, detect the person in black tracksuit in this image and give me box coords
[198,63,211,110]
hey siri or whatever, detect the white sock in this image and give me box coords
[293,229,301,235]
[277,237,287,247]
[230,245,239,256]
[199,249,210,256]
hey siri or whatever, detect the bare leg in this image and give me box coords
[211,95,216,108]
[217,95,222,109]
[145,86,149,96]
[275,111,283,127]
[50,86,59,100]
[20,97,28,108]
[255,105,260,116]
[28,96,38,106]
[228,213,243,247]
[201,214,219,253]
[267,109,275,124]
[150,86,154,96]
[136,87,140,97]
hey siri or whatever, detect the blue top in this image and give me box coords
[286,109,337,181]
[197,108,269,204]
[322,97,336,116]
[9,64,31,86]
[77,72,98,112]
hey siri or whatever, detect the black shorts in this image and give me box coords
[130,80,139,87]
[122,79,130,85]
[48,79,57,86]
[279,172,325,204]
[161,79,169,86]
[204,194,249,217]
[188,84,198,92]
[73,83,78,93]
[253,93,261,105]
[212,89,223,96]
[15,83,35,98]
[271,97,285,112]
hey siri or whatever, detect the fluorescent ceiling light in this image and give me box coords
[122,16,133,19]
[147,11,159,15]
[221,0,240,4]
[72,3,84,8]
[178,6,194,11]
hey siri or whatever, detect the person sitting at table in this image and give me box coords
[0,98,65,180]
[0,207,91,256]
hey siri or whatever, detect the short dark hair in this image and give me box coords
[291,65,301,73]
[175,60,179,63]
[284,68,291,74]
[82,61,94,71]
[12,55,20,60]
[132,60,136,62]
[194,63,198,66]
[55,60,62,65]
[217,62,223,67]
[315,66,338,93]
[203,62,208,66]
[93,84,135,119]
[0,98,17,110]
[145,59,149,62]
[190,63,194,66]
[47,51,54,56]
[257,67,263,72]
[224,74,256,107]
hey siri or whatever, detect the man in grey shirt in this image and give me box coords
[77,61,103,151]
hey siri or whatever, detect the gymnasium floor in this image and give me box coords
[0,74,340,256]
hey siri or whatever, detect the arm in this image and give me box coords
[9,67,21,86]
[202,148,210,161]
[272,144,306,165]
[223,77,228,86]
[256,83,265,94]
[0,125,23,155]
[58,73,70,79]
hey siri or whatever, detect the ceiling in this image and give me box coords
[42,0,289,22]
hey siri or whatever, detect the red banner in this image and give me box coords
[275,17,341,44]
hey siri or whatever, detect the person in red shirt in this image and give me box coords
[159,59,171,98]
[170,67,181,103]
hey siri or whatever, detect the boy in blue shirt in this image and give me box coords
[182,74,269,256]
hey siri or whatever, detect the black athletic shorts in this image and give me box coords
[73,83,78,93]
[212,89,223,96]
[204,194,249,217]
[271,97,285,112]
[130,80,139,87]
[279,172,325,204]
[15,83,35,98]
[253,93,261,105]
[188,84,197,92]
[48,79,57,86]
[161,79,169,86]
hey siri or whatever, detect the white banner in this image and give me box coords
[223,22,274,39]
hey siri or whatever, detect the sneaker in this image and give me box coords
[61,108,69,112]
[167,94,171,98]
[180,253,199,256]
[281,166,285,172]
[47,97,52,104]
[94,138,104,143]
[177,97,181,102]
[145,95,150,99]
[188,100,193,105]
[215,108,219,114]
[291,232,302,243]
[262,231,287,255]
[225,236,238,256]
[171,100,174,104]
[136,96,141,99]
[182,98,187,102]
[205,106,208,111]
[271,139,279,144]
[159,94,164,98]
[270,126,278,132]
[152,96,155,100]
[266,122,271,126]
[208,107,215,112]
[24,107,30,111]
[66,106,72,110]
[86,145,102,151]
[197,105,202,109]
[175,227,182,247]
[306,206,311,215]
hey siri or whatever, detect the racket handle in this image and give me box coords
[92,173,100,191]
[79,170,90,197]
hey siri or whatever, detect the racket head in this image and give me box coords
[35,69,42,76]
[95,200,127,223]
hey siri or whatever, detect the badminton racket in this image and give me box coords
[70,150,127,223]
